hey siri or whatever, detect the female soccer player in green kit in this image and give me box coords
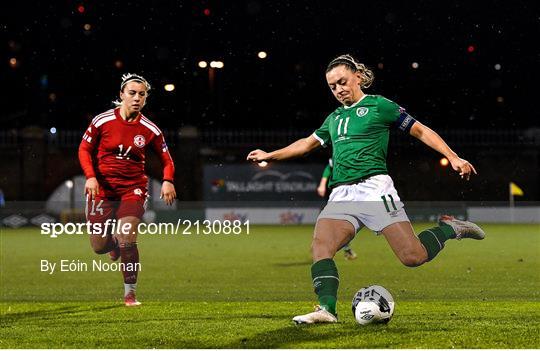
[247,54,485,324]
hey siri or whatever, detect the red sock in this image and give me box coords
[120,243,139,284]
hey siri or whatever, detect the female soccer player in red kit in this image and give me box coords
[79,73,176,306]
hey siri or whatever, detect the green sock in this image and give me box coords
[418,224,456,261]
[311,258,339,316]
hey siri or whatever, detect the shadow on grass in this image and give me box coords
[0,303,122,323]
[220,322,391,349]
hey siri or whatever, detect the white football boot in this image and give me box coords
[438,215,486,240]
[292,305,337,324]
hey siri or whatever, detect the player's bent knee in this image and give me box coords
[399,251,427,267]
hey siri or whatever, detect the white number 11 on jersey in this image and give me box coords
[337,117,350,136]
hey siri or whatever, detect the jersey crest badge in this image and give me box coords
[356,107,369,117]
[134,188,143,196]
[133,135,146,148]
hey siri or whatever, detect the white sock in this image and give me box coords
[124,283,137,297]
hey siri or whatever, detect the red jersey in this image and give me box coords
[78,108,175,190]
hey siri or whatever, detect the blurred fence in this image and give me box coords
[1,128,539,202]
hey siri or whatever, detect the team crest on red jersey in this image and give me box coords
[133,135,146,148]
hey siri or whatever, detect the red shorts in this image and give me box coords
[85,185,148,223]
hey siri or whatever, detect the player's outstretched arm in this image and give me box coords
[409,121,477,180]
[246,135,320,163]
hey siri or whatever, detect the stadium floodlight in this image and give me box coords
[411,62,419,69]
[164,84,175,92]
[50,127,57,134]
[439,157,449,167]
[257,51,267,59]
[198,61,208,68]
[210,61,224,69]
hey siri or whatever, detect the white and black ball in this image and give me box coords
[352,285,395,325]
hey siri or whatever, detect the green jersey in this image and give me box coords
[313,95,416,188]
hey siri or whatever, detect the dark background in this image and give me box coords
[2,0,539,129]
[1,0,539,201]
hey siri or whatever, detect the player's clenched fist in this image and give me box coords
[246,149,270,162]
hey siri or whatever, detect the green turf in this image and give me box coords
[1,223,539,348]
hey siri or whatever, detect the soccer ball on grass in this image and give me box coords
[352,285,395,325]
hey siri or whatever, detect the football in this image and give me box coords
[352,285,395,325]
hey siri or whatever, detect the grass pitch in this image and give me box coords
[1,223,539,348]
